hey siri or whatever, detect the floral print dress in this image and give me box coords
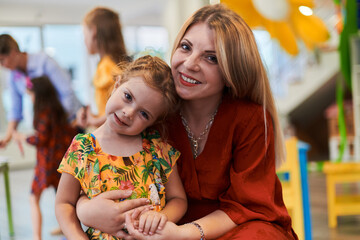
[58,130,180,240]
[27,108,77,195]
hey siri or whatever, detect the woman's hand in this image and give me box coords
[76,190,152,237]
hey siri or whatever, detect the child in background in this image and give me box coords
[55,55,187,240]
[77,6,130,128]
[14,76,78,240]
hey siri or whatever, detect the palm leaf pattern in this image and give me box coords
[58,131,180,240]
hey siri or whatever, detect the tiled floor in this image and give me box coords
[1,168,360,240]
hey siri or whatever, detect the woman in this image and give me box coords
[75,4,297,239]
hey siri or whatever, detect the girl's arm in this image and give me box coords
[159,164,187,223]
[55,173,88,240]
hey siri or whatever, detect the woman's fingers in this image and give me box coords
[97,189,132,200]
[120,198,151,213]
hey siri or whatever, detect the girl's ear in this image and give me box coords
[114,76,121,89]
[111,76,122,95]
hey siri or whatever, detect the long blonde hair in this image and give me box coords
[171,4,285,167]
[84,7,128,63]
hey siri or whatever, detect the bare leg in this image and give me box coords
[30,193,42,240]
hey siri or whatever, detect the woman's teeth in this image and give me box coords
[182,74,199,84]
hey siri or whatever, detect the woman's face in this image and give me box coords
[171,22,225,102]
[83,24,98,55]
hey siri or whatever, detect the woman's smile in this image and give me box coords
[180,73,201,86]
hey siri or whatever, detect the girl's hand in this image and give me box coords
[125,213,183,240]
[137,210,168,235]
[76,190,152,237]
[76,106,88,128]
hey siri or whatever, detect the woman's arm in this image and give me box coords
[125,209,235,240]
[76,190,152,236]
[55,173,88,240]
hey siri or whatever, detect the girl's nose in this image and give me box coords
[123,107,135,119]
[184,54,200,71]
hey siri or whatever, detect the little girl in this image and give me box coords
[55,55,187,240]
[17,76,78,240]
[77,6,130,128]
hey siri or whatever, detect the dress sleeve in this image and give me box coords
[219,110,286,225]
[58,134,88,180]
[26,135,38,146]
[145,130,181,194]
[58,134,101,198]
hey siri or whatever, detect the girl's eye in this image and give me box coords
[207,55,218,64]
[124,92,132,101]
[140,111,149,120]
[180,42,190,51]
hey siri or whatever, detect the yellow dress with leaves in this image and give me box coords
[58,130,180,240]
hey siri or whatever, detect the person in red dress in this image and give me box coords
[15,76,78,240]
[74,4,298,239]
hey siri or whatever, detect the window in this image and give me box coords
[0,24,169,132]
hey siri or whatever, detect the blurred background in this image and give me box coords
[0,0,359,239]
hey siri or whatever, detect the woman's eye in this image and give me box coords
[124,92,132,101]
[180,42,190,51]
[207,55,218,64]
[140,111,149,120]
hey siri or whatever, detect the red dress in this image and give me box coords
[27,108,78,195]
[167,97,298,240]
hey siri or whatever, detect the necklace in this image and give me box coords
[180,107,219,159]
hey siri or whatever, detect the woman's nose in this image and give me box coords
[184,54,200,71]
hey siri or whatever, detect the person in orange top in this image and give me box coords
[74,4,297,240]
[77,7,130,128]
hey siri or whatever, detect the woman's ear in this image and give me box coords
[224,78,230,87]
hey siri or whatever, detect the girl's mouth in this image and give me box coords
[114,113,128,126]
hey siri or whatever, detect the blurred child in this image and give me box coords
[0,34,81,148]
[15,76,78,240]
[55,55,187,240]
[77,6,130,128]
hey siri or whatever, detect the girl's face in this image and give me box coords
[171,22,225,102]
[83,24,98,54]
[105,76,165,136]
